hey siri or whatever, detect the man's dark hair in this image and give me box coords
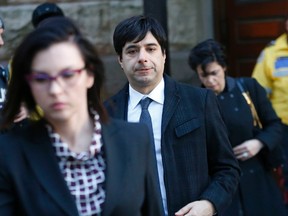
[113,15,167,59]
[31,2,64,28]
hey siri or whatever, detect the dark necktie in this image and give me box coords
[139,97,154,144]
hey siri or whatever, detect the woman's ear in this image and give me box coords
[86,70,94,88]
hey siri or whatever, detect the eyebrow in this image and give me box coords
[31,67,75,74]
[206,70,217,74]
[124,44,138,50]
[202,70,219,76]
[30,69,48,74]
[125,43,158,50]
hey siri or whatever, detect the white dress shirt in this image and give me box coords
[127,78,168,215]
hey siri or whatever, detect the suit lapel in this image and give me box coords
[101,120,126,216]
[162,75,180,133]
[110,83,129,120]
[21,122,79,216]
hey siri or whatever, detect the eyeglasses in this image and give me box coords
[26,67,86,89]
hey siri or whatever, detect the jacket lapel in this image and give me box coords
[21,121,79,216]
[162,75,180,133]
[108,83,129,120]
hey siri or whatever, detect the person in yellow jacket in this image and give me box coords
[252,32,288,125]
[252,17,288,208]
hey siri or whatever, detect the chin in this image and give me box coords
[135,76,151,84]
[46,112,71,124]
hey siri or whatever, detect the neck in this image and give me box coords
[49,112,94,153]
[136,86,154,95]
[132,79,162,95]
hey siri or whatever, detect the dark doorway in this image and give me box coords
[214,0,288,77]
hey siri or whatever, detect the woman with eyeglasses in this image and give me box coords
[0,17,163,216]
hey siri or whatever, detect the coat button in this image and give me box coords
[230,93,234,98]
[234,107,239,111]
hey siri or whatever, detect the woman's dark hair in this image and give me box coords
[1,17,108,129]
[188,39,227,75]
[113,15,167,59]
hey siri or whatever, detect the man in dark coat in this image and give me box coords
[104,15,241,216]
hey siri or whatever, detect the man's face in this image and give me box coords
[0,28,4,47]
[119,31,166,94]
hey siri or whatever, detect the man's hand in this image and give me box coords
[175,200,215,216]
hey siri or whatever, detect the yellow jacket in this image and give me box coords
[252,33,288,125]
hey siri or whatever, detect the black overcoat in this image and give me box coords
[218,77,286,216]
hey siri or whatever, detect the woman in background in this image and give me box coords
[0,17,163,216]
[188,39,287,216]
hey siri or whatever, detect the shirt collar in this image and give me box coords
[128,78,165,109]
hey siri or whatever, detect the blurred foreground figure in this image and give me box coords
[0,17,163,216]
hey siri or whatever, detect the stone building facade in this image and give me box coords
[0,0,213,98]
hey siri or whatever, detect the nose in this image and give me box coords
[206,75,214,84]
[138,49,148,63]
[48,79,63,95]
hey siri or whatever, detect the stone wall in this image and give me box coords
[0,1,142,58]
[0,0,212,98]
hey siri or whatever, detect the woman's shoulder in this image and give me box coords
[237,76,259,85]
[0,127,28,160]
[0,120,46,148]
[236,77,263,92]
